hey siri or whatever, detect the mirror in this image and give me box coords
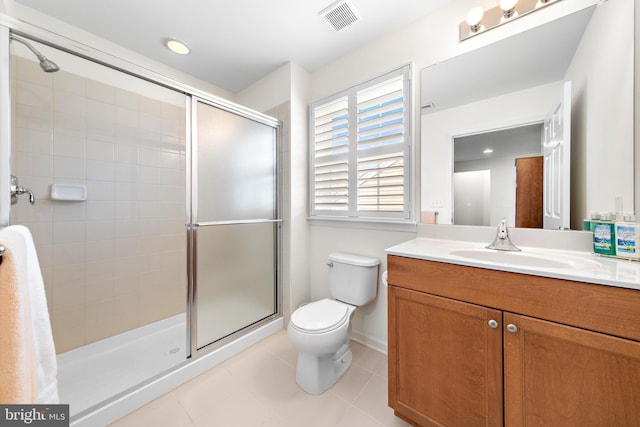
[420,1,634,230]
[453,123,544,228]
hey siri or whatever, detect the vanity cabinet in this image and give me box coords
[389,286,503,426]
[387,255,640,427]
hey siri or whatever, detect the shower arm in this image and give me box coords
[10,34,47,62]
[9,33,59,72]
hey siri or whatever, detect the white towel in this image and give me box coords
[0,229,35,403]
[0,225,59,404]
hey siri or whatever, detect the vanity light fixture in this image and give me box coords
[500,0,519,18]
[164,38,190,55]
[460,0,562,41]
[466,6,484,33]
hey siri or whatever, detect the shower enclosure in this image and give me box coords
[190,98,279,353]
[1,28,281,423]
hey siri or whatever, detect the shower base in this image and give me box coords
[62,315,283,427]
[57,313,187,417]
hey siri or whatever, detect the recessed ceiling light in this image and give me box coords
[164,38,190,55]
[483,148,494,154]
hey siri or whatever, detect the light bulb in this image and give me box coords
[466,6,484,32]
[165,38,190,55]
[500,0,518,18]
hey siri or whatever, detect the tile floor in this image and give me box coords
[109,330,411,427]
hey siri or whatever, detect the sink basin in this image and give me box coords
[448,249,574,269]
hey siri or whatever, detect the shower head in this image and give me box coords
[9,34,60,73]
[38,58,60,73]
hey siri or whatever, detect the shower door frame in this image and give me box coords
[186,96,282,358]
[0,26,11,227]
[0,23,283,357]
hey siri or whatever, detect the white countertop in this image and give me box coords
[386,237,640,292]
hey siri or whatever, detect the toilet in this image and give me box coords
[287,252,380,395]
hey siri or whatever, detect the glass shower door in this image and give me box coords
[190,98,279,353]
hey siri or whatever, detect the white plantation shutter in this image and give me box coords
[310,66,411,221]
[356,74,406,217]
[312,96,350,213]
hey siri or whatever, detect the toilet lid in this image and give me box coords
[291,299,350,333]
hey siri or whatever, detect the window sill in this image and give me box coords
[307,217,418,233]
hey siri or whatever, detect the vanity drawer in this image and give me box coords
[387,255,640,342]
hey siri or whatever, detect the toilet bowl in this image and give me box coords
[287,252,379,395]
[288,299,356,394]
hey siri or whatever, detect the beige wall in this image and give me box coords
[565,0,634,226]
[11,55,187,353]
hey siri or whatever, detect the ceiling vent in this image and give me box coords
[320,0,362,32]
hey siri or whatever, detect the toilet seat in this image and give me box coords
[290,299,351,334]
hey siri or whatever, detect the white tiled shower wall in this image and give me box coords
[10,56,187,353]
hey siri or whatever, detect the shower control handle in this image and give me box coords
[10,175,35,205]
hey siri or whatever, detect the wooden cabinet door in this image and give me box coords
[504,312,640,426]
[388,286,503,427]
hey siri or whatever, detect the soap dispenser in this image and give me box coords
[615,214,640,260]
[592,213,616,257]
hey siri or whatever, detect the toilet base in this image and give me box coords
[295,347,353,395]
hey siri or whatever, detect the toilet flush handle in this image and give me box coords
[327,262,334,268]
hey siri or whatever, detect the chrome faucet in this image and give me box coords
[10,175,35,205]
[486,218,520,252]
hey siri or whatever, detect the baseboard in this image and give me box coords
[351,330,387,355]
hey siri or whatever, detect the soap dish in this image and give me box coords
[51,184,87,201]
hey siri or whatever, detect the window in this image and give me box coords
[310,66,411,221]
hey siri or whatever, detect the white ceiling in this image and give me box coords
[454,123,544,163]
[13,0,449,93]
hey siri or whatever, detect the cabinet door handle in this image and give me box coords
[488,319,499,329]
[507,323,518,333]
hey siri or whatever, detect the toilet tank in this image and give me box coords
[328,252,380,306]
